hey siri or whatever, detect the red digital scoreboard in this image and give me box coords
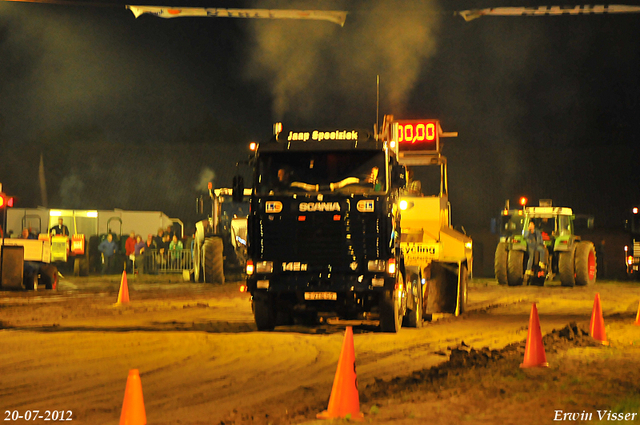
[393,120,440,153]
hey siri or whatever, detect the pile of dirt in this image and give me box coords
[364,322,600,401]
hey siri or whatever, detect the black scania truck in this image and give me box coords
[240,125,418,332]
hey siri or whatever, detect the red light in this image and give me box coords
[628,256,634,266]
[239,284,247,293]
[207,182,213,190]
[333,215,341,221]
[7,197,13,207]
[298,216,306,221]
[387,258,396,275]
[519,197,527,206]
[246,260,254,275]
[395,120,439,152]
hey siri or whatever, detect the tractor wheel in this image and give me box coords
[193,240,203,282]
[203,237,225,284]
[404,272,423,328]
[494,242,508,285]
[507,250,525,286]
[558,247,576,287]
[575,241,597,286]
[73,257,89,277]
[253,292,275,331]
[457,264,468,315]
[24,271,38,291]
[39,264,59,290]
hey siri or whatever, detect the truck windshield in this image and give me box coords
[256,150,387,195]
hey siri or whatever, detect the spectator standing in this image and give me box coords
[125,231,136,273]
[98,234,118,275]
[166,225,175,240]
[133,235,145,274]
[169,235,184,268]
[142,234,158,274]
[50,218,69,236]
[154,228,165,249]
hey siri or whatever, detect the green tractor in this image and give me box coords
[495,204,596,287]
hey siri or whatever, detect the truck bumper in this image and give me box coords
[247,272,396,317]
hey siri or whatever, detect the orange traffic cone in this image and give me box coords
[120,369,146,425]
[635,301,640,326]
[590,293,609,345]
[116,271,130,304]
[317,326,364,421]
[520,303,549,368]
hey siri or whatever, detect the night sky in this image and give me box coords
[1,0,639,231]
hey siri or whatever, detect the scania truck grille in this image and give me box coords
[261,216,346,264]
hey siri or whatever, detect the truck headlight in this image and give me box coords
[368,260,386,272]
[256,261,274,273]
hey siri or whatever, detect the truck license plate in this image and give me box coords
[304,292,337,301]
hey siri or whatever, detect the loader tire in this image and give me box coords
[558,247,576,287]
[575,241,597,286]
[404,272,423,328]
[457,264,468,315]
[507,250,525,286]
[203,237,225,284]
[494,242,508,285]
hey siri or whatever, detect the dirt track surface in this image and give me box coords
[1,275,640,424]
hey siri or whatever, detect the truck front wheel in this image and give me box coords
[380,273,403,333]
[253,292,275,331]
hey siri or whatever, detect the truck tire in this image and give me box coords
[575,241,597,286]
[39,264,59,290]
[380,288,402,333]
[74,257,89,277]
[404,272,423,328]
[507,250,525,286]
[457,264,468,315]
[203,237,225,284]
[494,242,508,285]
[558,247,576,287]
[253,292,275,331]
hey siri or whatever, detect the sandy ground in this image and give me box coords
[1,274,639,424]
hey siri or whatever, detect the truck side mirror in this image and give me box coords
[232,175,244,203]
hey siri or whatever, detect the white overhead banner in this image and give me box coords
[458,5,640,21]
[126,5,348,27]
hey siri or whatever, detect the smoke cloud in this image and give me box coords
[194,167,216,192]
[245,0,441,122]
